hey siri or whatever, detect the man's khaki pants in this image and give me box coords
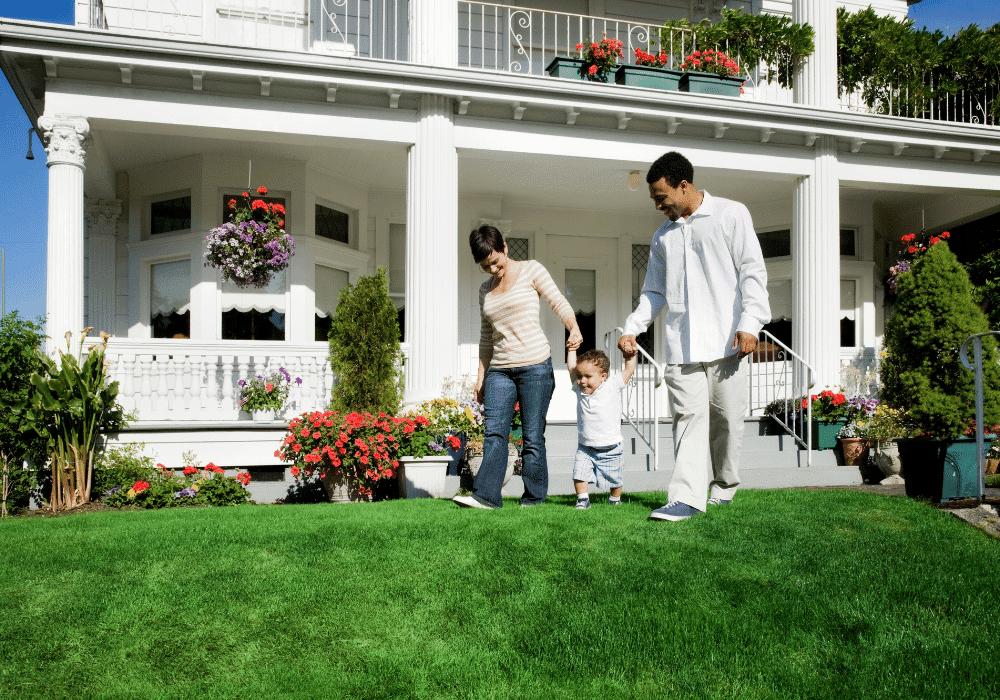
[664,355,748,511]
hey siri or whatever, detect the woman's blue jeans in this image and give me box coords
[472,358,555,508]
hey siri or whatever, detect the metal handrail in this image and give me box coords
[604,327,664,470]
[747,330,814,467]
[959,330,1000,500]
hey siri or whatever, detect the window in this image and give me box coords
[840,228,857,257]
[506,237,530,261]
[758,278,859,348]
[565,268,596,354]
[150,260,190,338]
[389,223,406,341]
[758,229,858,258]
[758,229,791,259]
[840,279,857,347]
[316,203,350,244]
[221,269,286,341]
[151,195,191,235]
[315,265,350,341]
[631,244,654,356]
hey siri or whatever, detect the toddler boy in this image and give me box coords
[568,347,637,509]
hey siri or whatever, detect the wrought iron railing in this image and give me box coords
[604,327,664,471]
[747,330,813,466]
[81,1,997,126]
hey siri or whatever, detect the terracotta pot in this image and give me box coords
[839,437,870,467]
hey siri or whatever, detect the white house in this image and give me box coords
[2,0,998,481]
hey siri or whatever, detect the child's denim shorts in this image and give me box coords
[572,442,623,489]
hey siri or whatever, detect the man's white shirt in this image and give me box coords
[624,191,770,365]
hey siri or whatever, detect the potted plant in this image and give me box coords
[987,441,1000,476]
[237,367,300,422]
[862,404,910,479]
[278,410,405,502]
[409,396,484,476]
[547,34,624,83]
[615,47,684,90]
[880,236,1000,502]
[678,49,745,96]
[204,186,295,289]
[836,418,870,467]
[395,414,456,499]
[806,388,852,450]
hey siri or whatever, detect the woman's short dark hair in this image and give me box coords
[646,151,694,188]
[577,349,610,374]
[470,225,505,262]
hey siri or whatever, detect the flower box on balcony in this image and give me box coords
[680,72,744,97]
[545,56,585,79]
[615,64,683,90]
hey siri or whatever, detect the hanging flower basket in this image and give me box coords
[205,186,295,288]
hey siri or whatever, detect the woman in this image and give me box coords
[453,225,582,509]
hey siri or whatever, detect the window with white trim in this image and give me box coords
[315,264,350,341]
[151,259,190,338]
[221,269,286,341]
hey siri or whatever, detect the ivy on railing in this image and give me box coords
[658,8,815,88]
[838,7,1000,124]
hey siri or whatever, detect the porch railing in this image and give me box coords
[81,1,996,126]
[747,330,813,467]
[100,339,335,422]
[604,327,664,471]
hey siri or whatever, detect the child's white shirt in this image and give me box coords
[572,372,626,446]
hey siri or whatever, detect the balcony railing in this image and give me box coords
[82,0,996,126]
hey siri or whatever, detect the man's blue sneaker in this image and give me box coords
[707,497,732,506]
[649,501,700,521]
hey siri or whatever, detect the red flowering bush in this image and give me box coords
[680,49,742,77]
[277,410,431,500]
[634,47,670,68]
[575,34,624,82]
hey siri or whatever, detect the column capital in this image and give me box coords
[85,199,123,236]
[37,114,90,169]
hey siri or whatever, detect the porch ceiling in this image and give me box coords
[92,125,1000,218]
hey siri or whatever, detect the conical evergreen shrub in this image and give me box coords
[328,268,402,415]
[881,240,1000,439]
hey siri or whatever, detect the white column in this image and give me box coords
[409,0,457,67]
[792,135,840,391]
[39,114,90,355]
[792,0,838,109]
[405,95,458,404]
[85,199,121,337]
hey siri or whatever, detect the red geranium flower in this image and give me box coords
[257,186,268,195]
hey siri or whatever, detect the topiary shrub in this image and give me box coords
[0,313,48,516]
[880,240,1000,439]
[328,268,403,415]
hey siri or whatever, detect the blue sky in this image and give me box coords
[1,0,999,323]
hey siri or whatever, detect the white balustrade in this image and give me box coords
[98,339,335,422]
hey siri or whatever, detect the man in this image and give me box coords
[619,151,770,522]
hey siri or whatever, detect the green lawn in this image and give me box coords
[2,490,998,700]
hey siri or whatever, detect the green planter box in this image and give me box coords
[811,419,847,451]
[898,437,995,503]
[615,64,683,90]
[546,56,585,80]
[680,72,744,97]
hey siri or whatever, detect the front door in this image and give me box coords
[546,235,619,421]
